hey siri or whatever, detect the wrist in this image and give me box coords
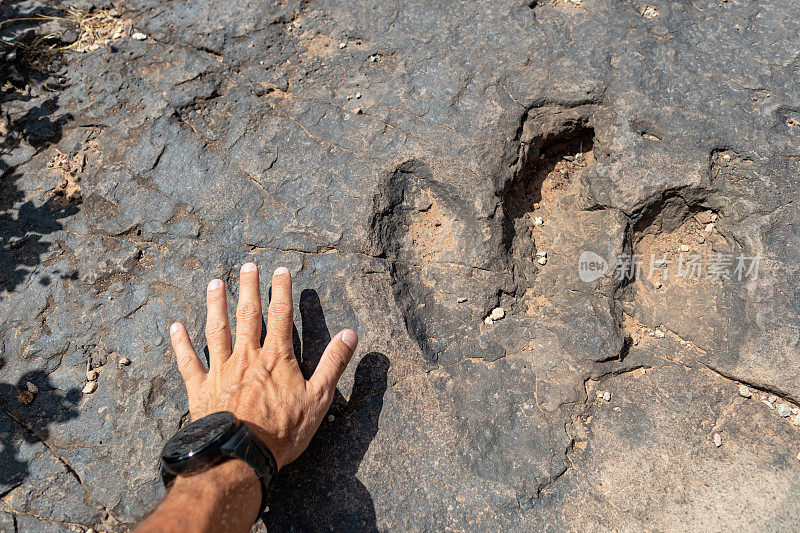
[173,457,260,493]
[173,459,261,523]
[138,459,261,533]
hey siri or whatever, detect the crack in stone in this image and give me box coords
[0,504,87,530]
[0,405,84,490]
[701,363,800,406]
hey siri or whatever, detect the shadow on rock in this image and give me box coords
[1,2,78,295]
[0,357,82,490]
[265,289,389,532]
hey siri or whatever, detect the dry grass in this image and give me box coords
[0,7,130,57]
[64,7,131,53]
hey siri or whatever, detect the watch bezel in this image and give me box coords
[160,411,241,472]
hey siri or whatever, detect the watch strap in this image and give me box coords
[219,423,278,517]
[160,415,278,522]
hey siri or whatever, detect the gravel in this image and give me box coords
[484,307,505,324]
[776,403,791,418]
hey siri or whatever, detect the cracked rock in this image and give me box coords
[2,0,800,529]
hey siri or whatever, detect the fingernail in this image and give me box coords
[341,330,358,350]
[274,266,289,276]
[170,323,181,335]
[241,262,257,273]
[207,279,222,290]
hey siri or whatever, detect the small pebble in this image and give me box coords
[457,297,468,303]
[26,381,39,394]
[338,42,346,49]
[119,357,131,366]
[603,391,611,402]
[86,528,96,533]
[713,433,722,447]
[484,307,505,324]
[641,5,659,18]
[654,329,665,338]
[738,385,751,398]
[768,395,777,404]
[711,213,718,222]
[533,216,544,227]
[354,107,363,114]
[776,403,791,418]
[327,415,335,422]
[679,244,690,252]
[694,212,713,224]
[86,369,99,381]
[537,256,547,265]
[355,92,362,99]
[17,390,34,405]
[705,223,714,233]
[132,32,147,41]
[83,381,98,394]
[797,451,800,461]
[533,202,540,209]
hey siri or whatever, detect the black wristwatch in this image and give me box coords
[160,411,278,518]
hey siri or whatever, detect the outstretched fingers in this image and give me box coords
[266,267,295,362]
[308,330,358,400]
[235,263,263,349]
[205,279,232,367]
[170,322,206,389]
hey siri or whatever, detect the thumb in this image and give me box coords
[308,330,358,398]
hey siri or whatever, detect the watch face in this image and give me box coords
[162,411,237,462]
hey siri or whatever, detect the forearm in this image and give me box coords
[136,459,261,533]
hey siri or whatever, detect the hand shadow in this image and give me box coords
[264,289,389,532]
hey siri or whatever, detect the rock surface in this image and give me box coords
[1,0,799,530]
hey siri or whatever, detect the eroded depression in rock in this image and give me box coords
[501,107,599,308]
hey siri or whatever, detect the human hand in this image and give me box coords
[168,263,358,470]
